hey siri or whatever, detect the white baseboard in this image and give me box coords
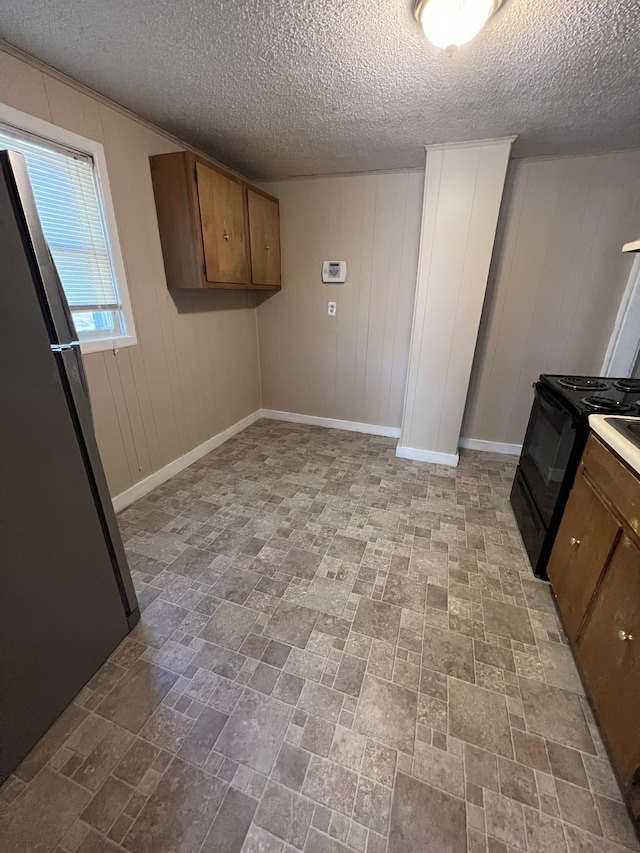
[112,409,263,512]
[112,410,522,512]
[459,437,522,456]
[260,409,401,438]
[395,445,459,466]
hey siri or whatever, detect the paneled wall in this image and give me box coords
[1,47,262,498]
[399,139,513,462]
[256,171,424,428]
[463,150,640,447]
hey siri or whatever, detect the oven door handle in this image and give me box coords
[535,383,577,423]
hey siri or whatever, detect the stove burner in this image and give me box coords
[558,377,608,390]
[581,396,634,413]
[613,379,640,392]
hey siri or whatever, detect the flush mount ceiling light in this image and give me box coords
[414,0,503,50]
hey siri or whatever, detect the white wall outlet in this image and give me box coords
[328,301,337,317]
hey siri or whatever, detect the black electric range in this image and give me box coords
[510,374,640,579]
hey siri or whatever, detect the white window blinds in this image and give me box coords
[0,124,127,343]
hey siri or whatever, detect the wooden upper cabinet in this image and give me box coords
[247,188,281,287]
[150,151,280,291]
[195,162,248,285]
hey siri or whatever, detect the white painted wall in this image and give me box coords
[399,139,514,465]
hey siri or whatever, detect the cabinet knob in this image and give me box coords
[618,629,634,642]
[265,245,270,251]
[223,232,230,241]
[570,537,581,546]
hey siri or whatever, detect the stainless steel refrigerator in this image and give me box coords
[0,150,139,782]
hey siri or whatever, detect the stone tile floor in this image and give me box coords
[1,419,639,853]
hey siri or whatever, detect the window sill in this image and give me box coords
[80,334,138,355]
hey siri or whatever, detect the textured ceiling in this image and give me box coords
[0,0,639,178]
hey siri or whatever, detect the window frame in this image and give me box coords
[0,103,137,354]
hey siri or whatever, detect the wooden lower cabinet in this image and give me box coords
[577,533,640,817]
[548,433,640,826]
[547,468,619,640]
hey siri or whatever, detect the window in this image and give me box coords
[0,106,136,353]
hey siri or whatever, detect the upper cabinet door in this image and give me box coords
[247,188,281,287]
[195,162,249,284]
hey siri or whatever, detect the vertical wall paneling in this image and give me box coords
[0,47,262,497]
[463,149,640,447]
[256,171,424,429]
[399,139,514,463]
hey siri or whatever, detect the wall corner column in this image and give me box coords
[398,136,515,465]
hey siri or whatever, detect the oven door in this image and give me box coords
[519,384,578,528]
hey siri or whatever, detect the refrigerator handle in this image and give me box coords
[47,247,78,344]
[72,342,92,416]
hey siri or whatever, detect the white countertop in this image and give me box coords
[589,415,640,476]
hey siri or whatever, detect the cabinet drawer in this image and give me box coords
[583,435,640,536]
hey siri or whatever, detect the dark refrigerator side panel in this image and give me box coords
[0,153,137,781]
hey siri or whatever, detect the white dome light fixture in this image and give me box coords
[414,0,503,51]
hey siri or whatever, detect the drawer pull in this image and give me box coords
[618,629,634,642]
[570,537,581,546]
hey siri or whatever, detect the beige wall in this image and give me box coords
[399,140,513,463]
[1,47,261,498]
[256,171,424,428]
[463,149,640,447]
[7,48,640,483]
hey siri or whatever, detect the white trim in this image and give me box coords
[395,446,459,466]
[601,254,640,376]
[111,409,527,513]
[112,410,262,512]
[260,409,401,438]
[459,437,522,456]
[0,102,137,354]
[256,166,425,184]
[425,136,517,153]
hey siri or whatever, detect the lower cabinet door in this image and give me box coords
[547,468,620,639]
[578,533,640,820]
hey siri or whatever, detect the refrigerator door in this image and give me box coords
[55,344,139,617]
[0,153,134,781]
[2,150,139,619]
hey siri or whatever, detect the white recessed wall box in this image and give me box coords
[322,261,347,283]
